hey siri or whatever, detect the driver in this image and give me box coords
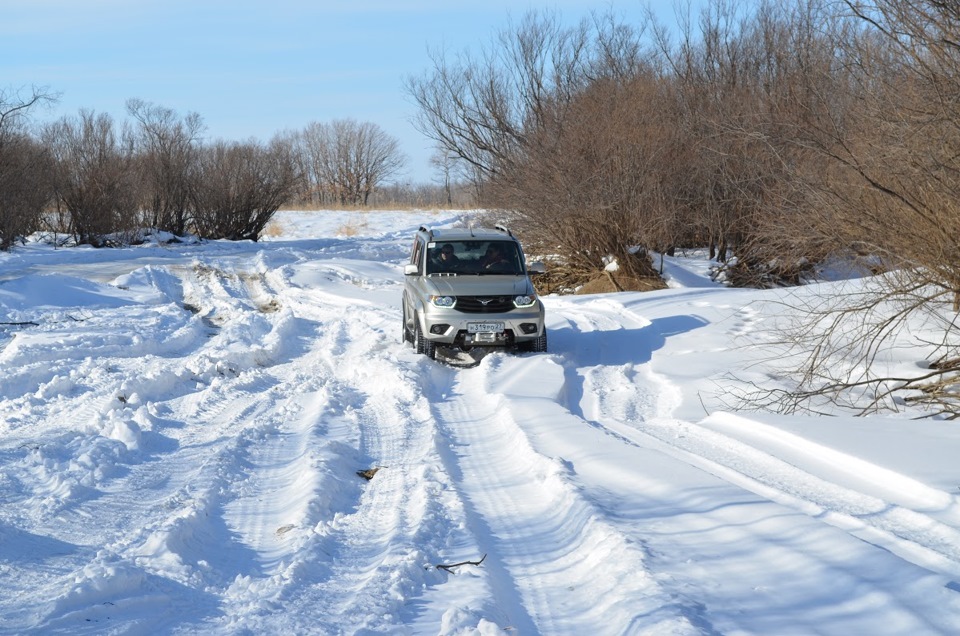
[433,243,460,271]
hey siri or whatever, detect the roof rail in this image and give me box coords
[494,224,513,237]
[418,225,434,240]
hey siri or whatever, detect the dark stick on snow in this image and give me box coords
[436,554,487,572]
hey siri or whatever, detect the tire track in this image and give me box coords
[256,312,464,633]
[572,315,960,581]
[560,298,960,618]
[431,358,699,635]
[19,257,313,630]
[181,262,479,633]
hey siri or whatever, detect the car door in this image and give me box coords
[403,236,425,327]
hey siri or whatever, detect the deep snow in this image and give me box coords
[1,209,960,635]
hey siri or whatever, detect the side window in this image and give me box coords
[509,242,523,270]
[409,238,419,264]
[411,238,424,274]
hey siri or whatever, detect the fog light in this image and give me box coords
[430,324,449,335]
[519,323,538,334]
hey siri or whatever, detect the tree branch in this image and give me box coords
[436,554,487,573]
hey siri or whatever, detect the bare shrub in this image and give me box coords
[0,135,53,249]
[407,10,667,283]
[739,272,960,418]
[656,0,845,280]
[191,138,298,241]
[0,86,56,249]
[45,110,141,246]
[494,73,675,282]
[735,0,960,415]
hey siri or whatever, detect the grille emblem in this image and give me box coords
[479,298,493,305]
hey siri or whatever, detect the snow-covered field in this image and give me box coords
[2,209,960,635]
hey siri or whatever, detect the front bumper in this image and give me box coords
[420,303,545,348]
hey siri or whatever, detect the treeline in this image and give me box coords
[6,0,959,287]
[0,96,462,249]
[407,0,960,292]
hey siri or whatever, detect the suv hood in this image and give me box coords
[426,275,535,297]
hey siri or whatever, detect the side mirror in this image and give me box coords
[404,264,419,276]
[527,261,546,274]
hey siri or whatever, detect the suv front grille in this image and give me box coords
[456,296,515,313]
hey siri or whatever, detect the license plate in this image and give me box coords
[467,322,504,333]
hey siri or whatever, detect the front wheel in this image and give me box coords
[415,319,436,359]
[521,329,548,353]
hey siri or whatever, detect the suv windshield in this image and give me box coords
[426,240,524,275]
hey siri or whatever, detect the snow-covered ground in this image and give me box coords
[2,209,960,635]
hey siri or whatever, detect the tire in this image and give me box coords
[415,319,436,359]
[401,305,413,345]
[522,328,548,353]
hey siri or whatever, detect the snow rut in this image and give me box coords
[138,251,473,633]
[431,355,699,635]
[0,254,336,631]
[219,386,350,572]
[535,296,960,634]
[650,407,960,579]
[567,298,960,579]
[233,312,467,634]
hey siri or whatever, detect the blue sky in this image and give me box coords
[3,0,703,184]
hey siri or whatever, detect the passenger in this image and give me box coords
[481,244,508,270]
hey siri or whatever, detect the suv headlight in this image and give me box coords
[513,294,537,308]
[430,295,457,308]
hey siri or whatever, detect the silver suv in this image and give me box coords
[402,224,546,359]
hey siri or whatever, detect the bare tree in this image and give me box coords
[430,147,457,206]
[405,10,593,183]
[127,98,204,235]
[45,110,141,246]
[292,119,406,207]
[291,121,333,206]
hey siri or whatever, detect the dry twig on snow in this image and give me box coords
[436,554,487,573]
